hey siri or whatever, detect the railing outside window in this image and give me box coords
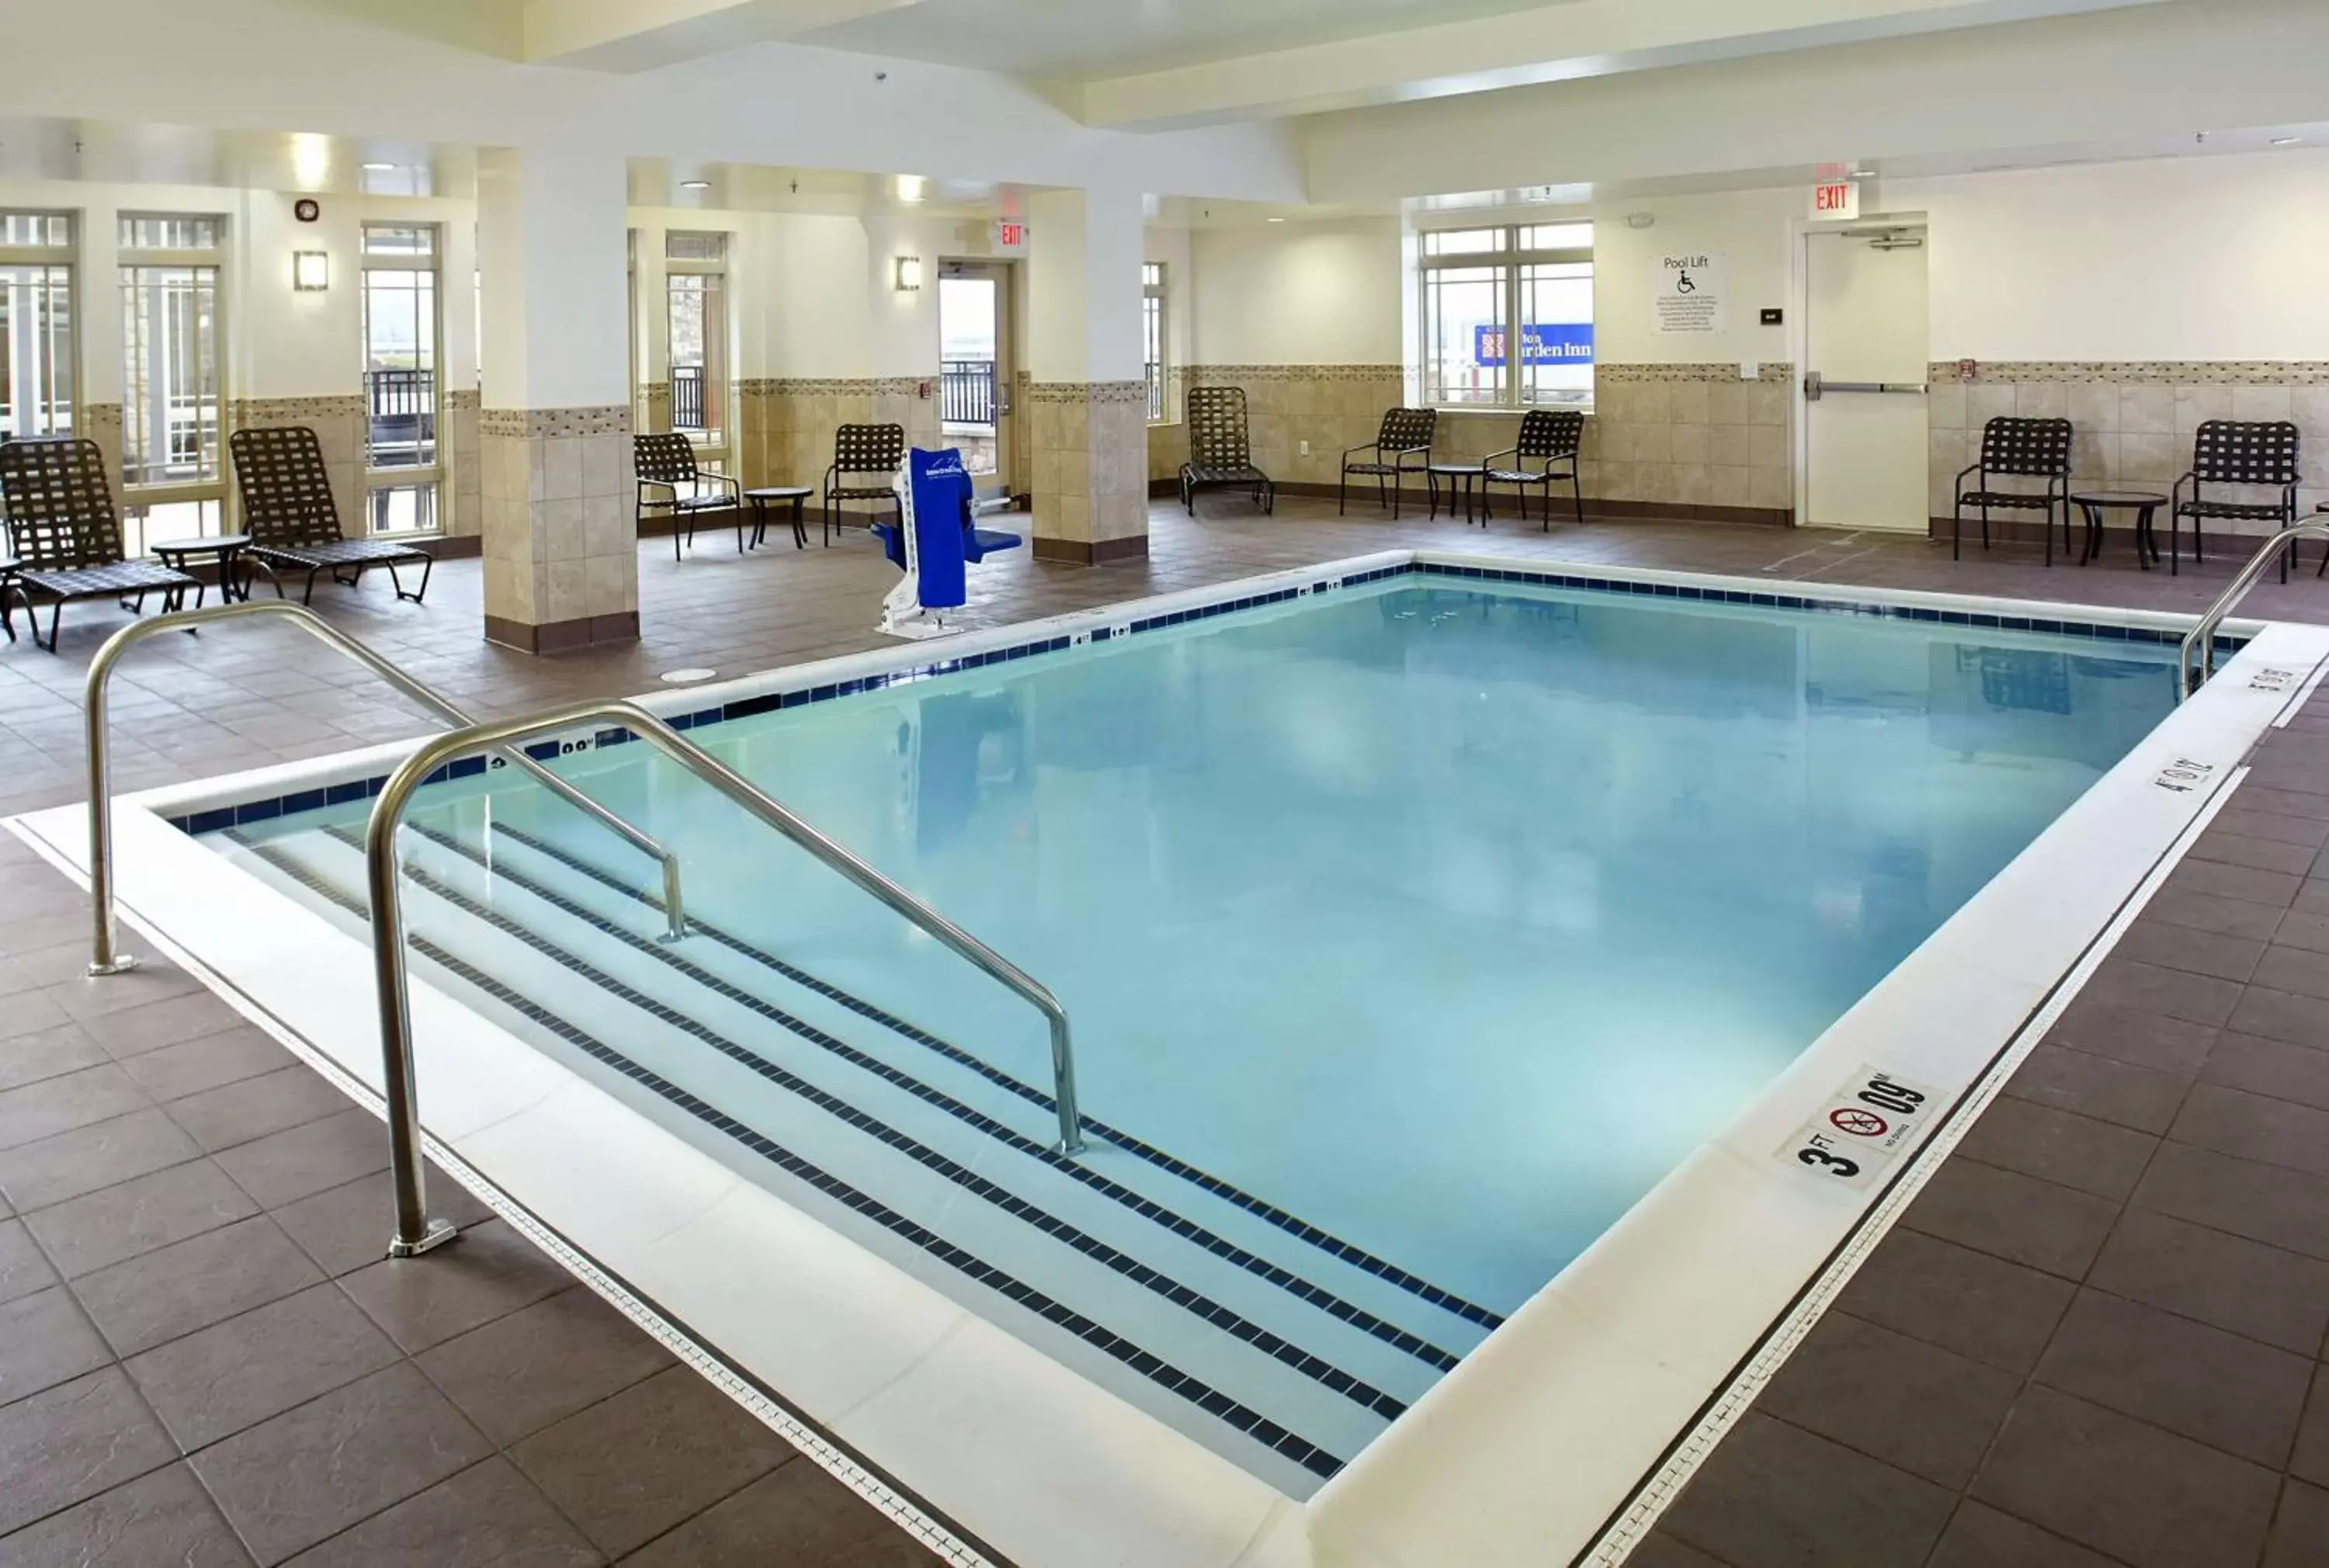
[118,213,224,557]
[671,364,706,433]
[940,359,995,425]
[362,224,443,537]
[1144,261,1168,422]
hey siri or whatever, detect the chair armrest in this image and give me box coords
[1954,461,1984,484]
[1480,446,1519,467]
[1342,442,1380,460]
[705,471,743,500]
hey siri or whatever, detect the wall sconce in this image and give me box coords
[292,251,330,291]
[894,255,923,292]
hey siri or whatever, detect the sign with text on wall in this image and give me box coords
[1651,252,1727,335]
[1473,322,1595,367]
[989,219,1029,255]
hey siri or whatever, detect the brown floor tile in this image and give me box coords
[166,1066,358,1155]
[2033,1289,2311,1466]
[2228,987,2329,1052]
[339,1218,572,1355]
[0,1368,179,1535]
[2293,1368,2329,1489]
[76,991,252,1060]
[2080,957,2244,1029]
[2201,1029,2329,1115]
[0,1460,252,1567]
[1952,1098,2159,1202]
[415,1285,672,1446]
[0,1022,109,1096]
[281,1458,601,1568]
[2190,831,2320,879]
[2089,1206,2329,1357]
[1970,1386,2278,1568]
[72,1212,326,1357]
[2140,887,2289,944]
[511,1365,795,1558]
[45,963,208,1025]
[2211,809,2329,849]
[2112,920,2267,984]
[1924,1500,2125,1568]
[620,1461,935,1567]
[1655,1412,1953,1568]
[2159,859,2304,910]
[0,1286,113,1409]
[2265,1479,2329,1568]
[269,1170,494,1279]
[125,1281,402,1450]
[214,1107,389,1209]
[2133,1141,2329,1262]
[0,1064,151,1152]
[24,1157,258,1278]
[2044,997,2219,1076]
[2004,1043,2190,1135]
[0,1107,200,1212]
[1901,1158,2120,1280]
[1751,1311,2019,1488]
[2170,1081,2329,1181]
[1623,1538,1734,1568]
[118,1029,295,1104]
[192,1363,491,1566]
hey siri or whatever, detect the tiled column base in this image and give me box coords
[1031,380,1150,564]
[480,405,638,654]
[444,389,482,541]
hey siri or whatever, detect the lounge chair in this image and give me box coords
[1179,387,1275,516]
[229,426,433,603]
[823,424,907,546]
[0,438,200,652]
[633,432,745,558]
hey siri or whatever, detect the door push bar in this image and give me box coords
[1804,372,1929,401]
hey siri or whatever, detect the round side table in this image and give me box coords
[2070,492,2168,571]
[151,533,255,603]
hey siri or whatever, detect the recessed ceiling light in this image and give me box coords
[361,161,396,172]
[2272,137,2304,147]
[679,179,710,191]
[1266,216,1287,223]
[895,175,928,203]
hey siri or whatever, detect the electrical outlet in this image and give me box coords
[1299,439,1311,456]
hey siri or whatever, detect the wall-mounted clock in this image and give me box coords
[294,199,321,223]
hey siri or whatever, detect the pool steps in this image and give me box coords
[219,820,1497,1493]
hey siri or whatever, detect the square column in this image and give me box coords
[1026,188,1150,564]
[477,148,638,653]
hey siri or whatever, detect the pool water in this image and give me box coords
[220,577,2181,1486]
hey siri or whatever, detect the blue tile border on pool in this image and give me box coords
[167,560,2247,836]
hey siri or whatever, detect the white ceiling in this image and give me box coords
[789,0,1560,80]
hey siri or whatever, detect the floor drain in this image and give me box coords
[659,668,717,684]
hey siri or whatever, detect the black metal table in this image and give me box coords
[151,533,254,603]
[2070,491,2168,571]
[746,487,814,550]
[1426,463,1484,526]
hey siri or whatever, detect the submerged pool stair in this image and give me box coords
[220,818,1501,1492]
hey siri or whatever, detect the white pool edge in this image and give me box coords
[13,550,2317,1568]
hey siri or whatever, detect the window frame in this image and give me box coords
[116,211,229,554]
[1143,261,1168,425]
[663,230,731,469]
[1417,221,1595,413]
[0,210,81,451]
[359,220,446,538]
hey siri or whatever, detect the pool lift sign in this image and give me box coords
[1776,1065,1938,1191]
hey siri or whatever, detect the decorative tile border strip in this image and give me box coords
[232,395,365,423]
[480,405,631,439]
[736,378,882,396]
[80,402,123,433]
[1929,360,2329,385]
[1182,364,1404,383]
[1024,380,1150,405]
[1597,363,1795,383]
[168,564,2238,838]
[445,389,481,412]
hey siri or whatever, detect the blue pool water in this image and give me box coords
[220,576,2183,1483]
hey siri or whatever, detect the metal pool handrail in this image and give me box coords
[2178,519,2329,699]
[369,698,1086,1256]
[82,600,687,979]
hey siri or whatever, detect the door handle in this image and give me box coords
[1806,373,1925,401]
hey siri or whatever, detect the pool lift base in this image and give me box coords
[386,1216,459,1259]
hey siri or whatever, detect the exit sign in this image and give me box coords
[991,219,1029,255]
[1812,181,1860,220]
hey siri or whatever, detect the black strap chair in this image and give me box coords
[2174,420,2304,581]
[633,432,744,558]
[230,426,433,602]
[0,438,198,651]
[1952,417,2073,564]
[1340,408,1435,517]
[1178,387,1275,516]
[1482,410,1584,531]
[823,424,906,546]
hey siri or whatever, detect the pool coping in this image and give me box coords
[12,548,2324,1568]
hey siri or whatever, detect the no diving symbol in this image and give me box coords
[1829,1107,1888,1138]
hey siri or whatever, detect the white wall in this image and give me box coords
[1587,189,1794,366]
[1897,148,2329,362]
[1189,220,1403,365]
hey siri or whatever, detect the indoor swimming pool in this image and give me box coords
[202,570,2182,1493]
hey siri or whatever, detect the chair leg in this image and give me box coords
[1338,469,1347,516]
[0,586,13,644]
[36,599,62,654]
[393,555,432,604]
[302,568,321,605]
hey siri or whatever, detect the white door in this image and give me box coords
[1803,228,1929,532]
[938,262,1010,501]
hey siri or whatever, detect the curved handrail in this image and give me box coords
[369,699,1085,1255]
[82,601,687,978]
[2177,519,2329,699]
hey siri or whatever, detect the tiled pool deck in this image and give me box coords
[0,498,2325,1564]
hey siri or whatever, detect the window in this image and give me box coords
[118,214,225,554]
[1144,262,1167,423]
[665,231,729,460]
[0,211,75,445]
[1418,221,1593,409]
[362,223,441,534]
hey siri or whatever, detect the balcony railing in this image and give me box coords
[672,364,706,432]
[365,367,437,468]
[1146,359,1164,422]
[941,359,996,426]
